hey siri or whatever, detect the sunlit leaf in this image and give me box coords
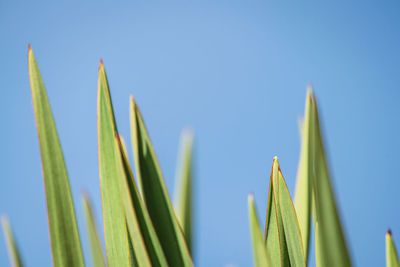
[118,137,168,267]
[1,216,23,267]
[82,194,106,267]
[307,89,352,267]
[114,136,151,267]
[265,158,305,267]
[248,195,272,267]
[294,90,313,262]
[386,230,400,267]
[28,46,84,266]
[97,61,130,266]
[174,130,194,254]
[130,96,193,267]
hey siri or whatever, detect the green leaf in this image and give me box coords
[248,195,272,267]
[130,96,193,267]
[97,61,130,266]
[1,215,23,267]
[386,230,400,267]
[82,194,106,267]
[114,136,152,267]
[265,158,305,267]
[265,159,288,267]
[315,222,321,267]
[117,137,168,267]
[174,130,194,254]
[293,90,313,262]
[307,89,352,267]
[28,46,84,267]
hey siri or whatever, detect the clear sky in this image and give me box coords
[1,1,400,266]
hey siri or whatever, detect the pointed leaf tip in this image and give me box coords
[28,49,85,266]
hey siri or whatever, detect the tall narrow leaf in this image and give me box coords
[174,130,194,253]
[97,61,130,266]
[118,137,168,267]
[130,96,193,267]
[309,90,352,267]
[28,46,84,266]
[265,158,305,267]
[114,136,151,267]
[386,230,400,267]
[265,159,288,267]
[294,90,313,262]
[1,216,23,267]
[248,195,272,267]
[82,194,106,267]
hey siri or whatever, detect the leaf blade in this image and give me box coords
[248,195,272,267]
[386,230,400,267]
[293,90,313,262]
[82,194,106,267]
[265,158,305,267]
[114,136,152,267]
[308,89,352,267]
[118,137,168,267]
[28,46,84,267]
[97,61,130,266]
[277,169,306,267]
[130,96,193,267]
[174,130,194,254]
[1,216,23,267]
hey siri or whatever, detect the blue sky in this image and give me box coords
[1,1,400,266]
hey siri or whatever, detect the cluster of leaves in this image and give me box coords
[1,47,399,267]
[1,46,194,267]
[248,90,400,267]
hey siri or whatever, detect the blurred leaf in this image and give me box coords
[97,61,130,266]
[386,230,400,267]
[307,89,352,267]
[174,130,194,254]
[118,137,168,267]
[1,216,23,267]
[82,194,106,267]
[294,90,313,262]
[315,222,321,267]
[248,195,272,267]
[28,46,84,266]
[114,136,151,267]
[130,96,193,267]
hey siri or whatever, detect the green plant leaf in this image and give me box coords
[28,46,84,267]
[82,194,106,267]
[307,89,352,267]
[386,230,400,267]
[130,96,193,267]
[265,158,305,267]
[97,61,130,266]
[294,90,313,262]
[118,137,168,267]
[315,221,321,267]
[174,130,194,254]
[248,195,272,267]
[114,136,152,267]
[265,158,289,267]
[1,216,23,267]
